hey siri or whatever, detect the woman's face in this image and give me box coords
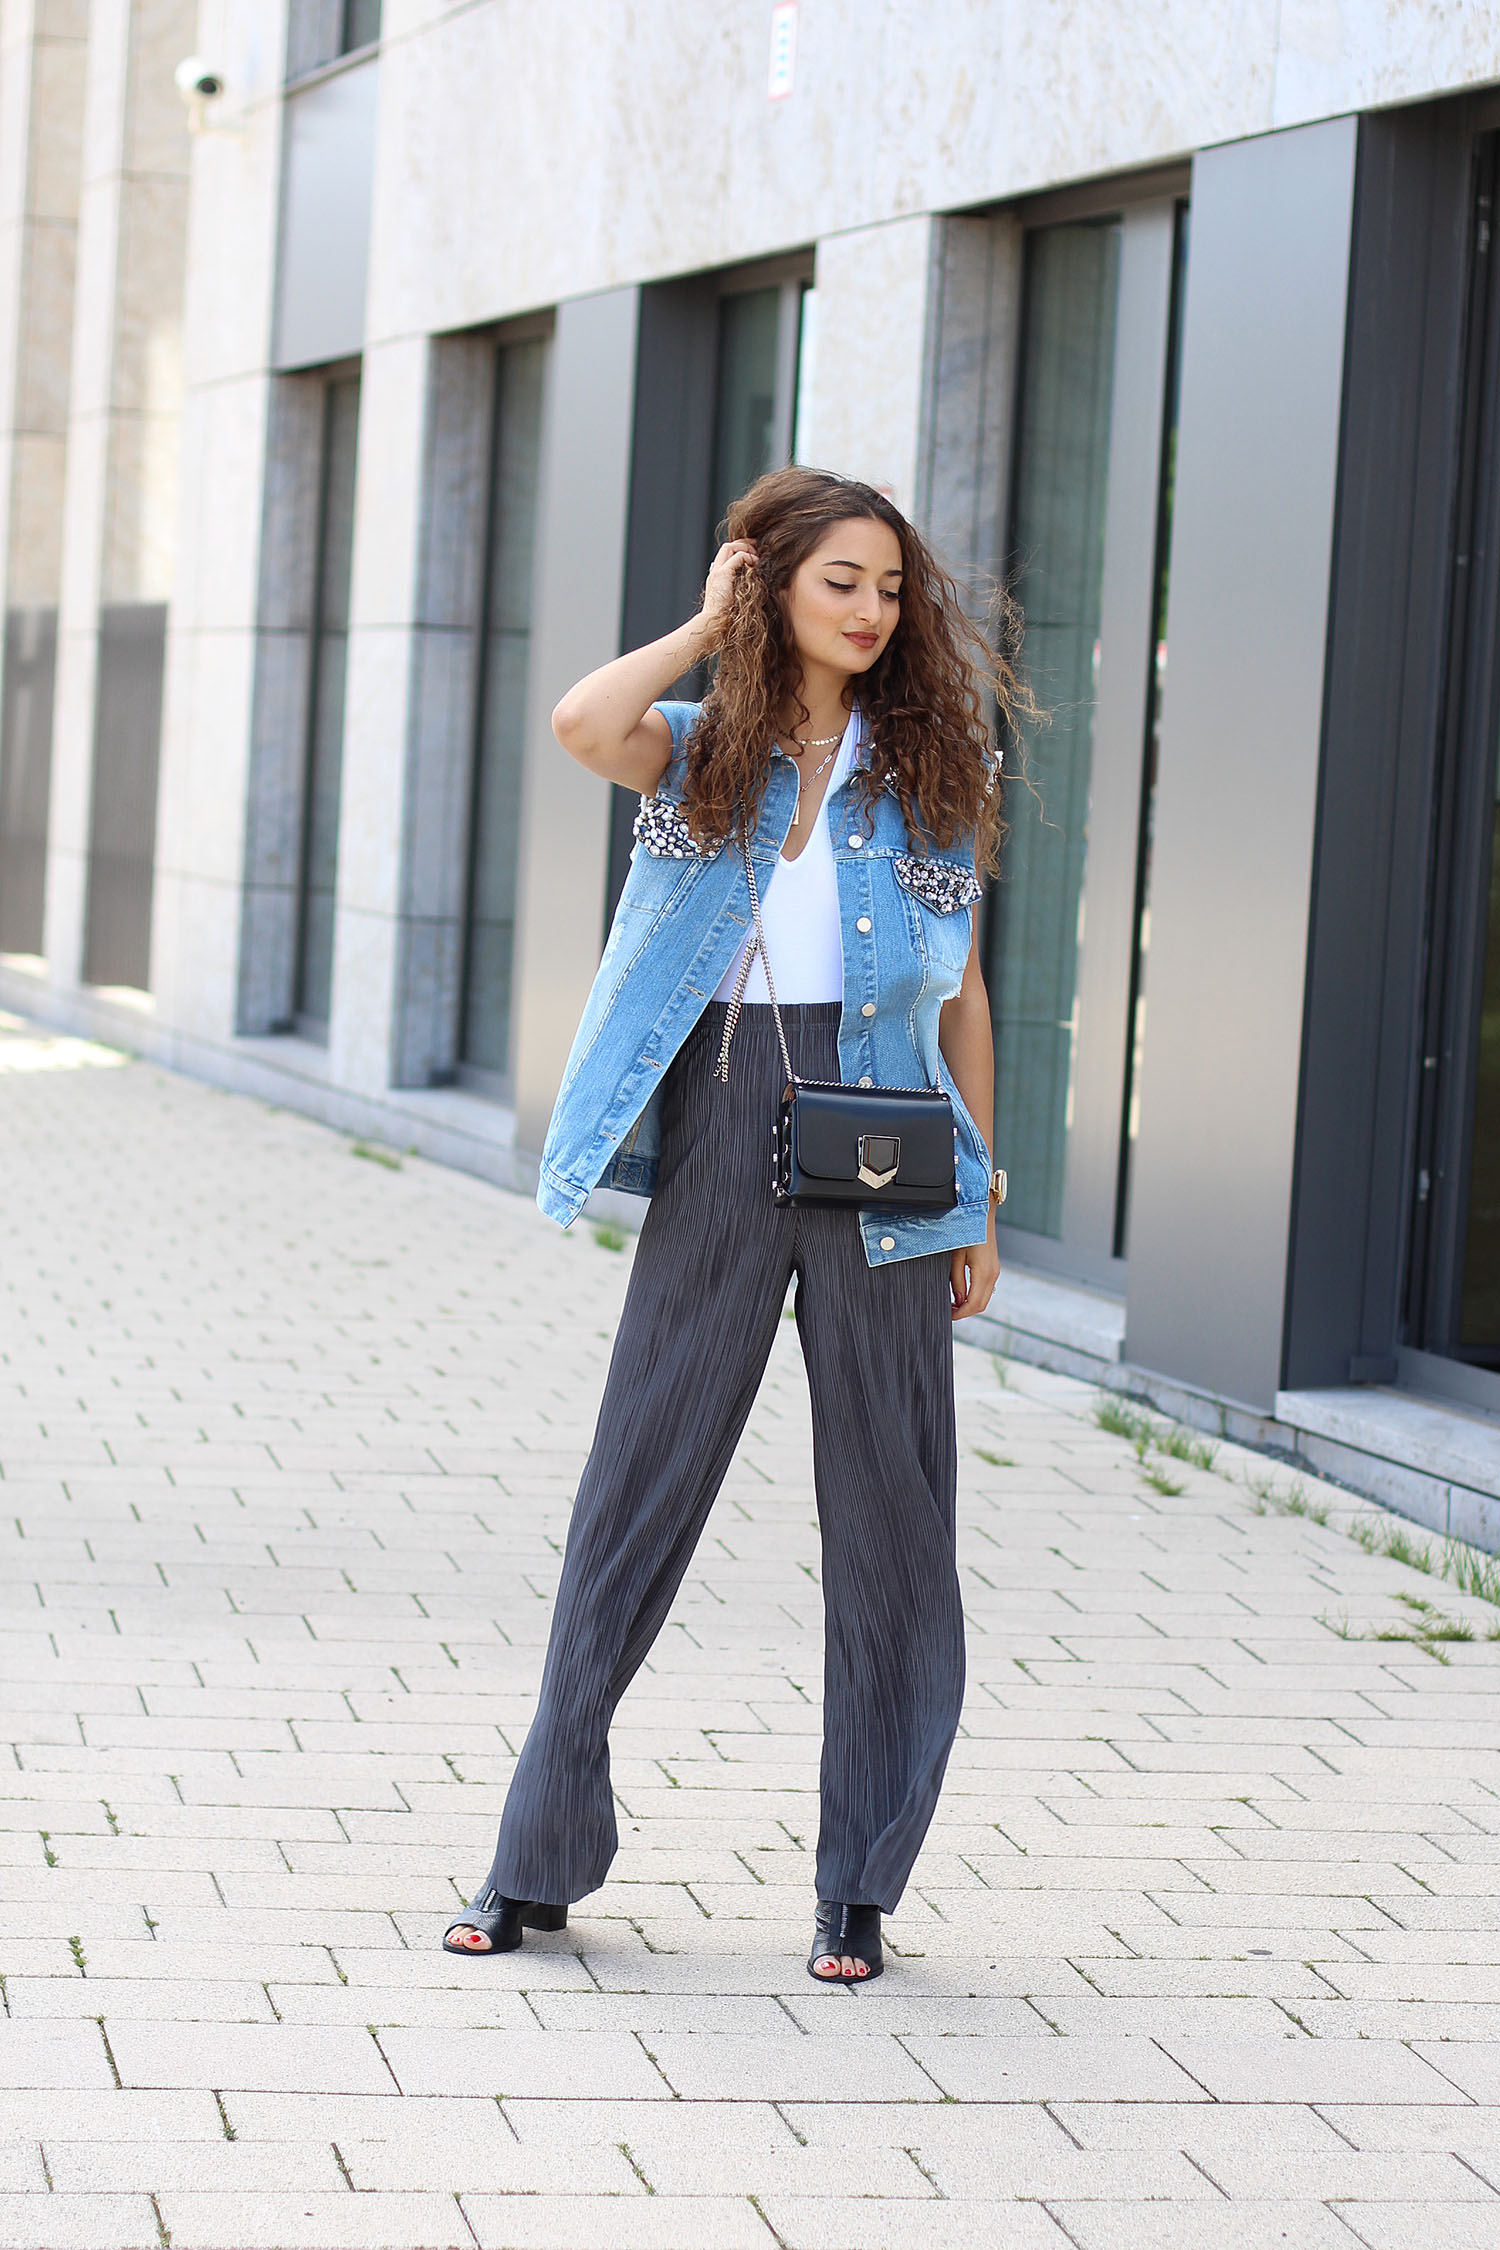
[783,517,903,680]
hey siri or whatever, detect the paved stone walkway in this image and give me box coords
[4,1013,1500,2249]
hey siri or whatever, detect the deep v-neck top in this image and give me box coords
[711,711,861,1006]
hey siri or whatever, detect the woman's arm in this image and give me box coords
[551,540,757,792]
[938,921,1003,1322]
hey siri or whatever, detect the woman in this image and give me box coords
[444,465,1019,1982]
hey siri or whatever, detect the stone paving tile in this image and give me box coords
[153,2191,476,2249]
[44,2141,348,2193]
[755,2202,1073,2248]
[0,2198,161,2250]
[1047,2208,1365,2249]
[902,2033,1211,2103]
[1353,2218,1500,2250]
[0,2024,112,2090]
[379,2025,674,2099]
[105,2021,396,2095]
[0,2145,46,2192]
[461,2197,776,2249]
[5,1025,1500,2246]
[1158,2035,1473,2104]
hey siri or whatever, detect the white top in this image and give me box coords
[713,710,860,1007]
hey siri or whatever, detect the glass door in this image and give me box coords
[1409,134,1500,1374]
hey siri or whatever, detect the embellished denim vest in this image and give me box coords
[537,702,992,1268]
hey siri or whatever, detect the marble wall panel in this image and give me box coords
[361,0,1500,351]
[112,171,186,415]
[234,629,309,1030]
[102,162,190,608]
[389,329,494,1086]
[398,626,474,925]
[917,212,1023,587]
[152,605,261,1037]
[804,214,935,516]
[230,370,319,1031]
[28,28,88,221]
[124,0,196,179]
[154,601,255,894]
[364,0,1291,347]
[77,0,131,198]
[251,370,320,633]
[173,374,276,637]
[35,1,90,38]
[65,162,123,433]
[1272,0,1500,128]
[328,626,410,1091]
[0,203,23,467]
[8,428,67,602]
[389,627,472,1084]
[328,335,431,1088]
[347,332,423,633]
[414,331,492,634]
[177,1,288,393]
[0,24,33,230]
[102,402,179,602]
[15,220,79,434]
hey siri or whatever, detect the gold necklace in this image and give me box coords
[789,740,840,826]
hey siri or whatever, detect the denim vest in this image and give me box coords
[537,702,993,1267]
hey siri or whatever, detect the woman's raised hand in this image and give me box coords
[698,540,759,643]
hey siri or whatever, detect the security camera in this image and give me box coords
[174,57,224,102]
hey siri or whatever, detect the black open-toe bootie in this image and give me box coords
[808,1900,883,1983]
[442,1887,568,1956]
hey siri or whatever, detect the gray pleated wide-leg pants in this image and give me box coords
[484,1003,964,1915]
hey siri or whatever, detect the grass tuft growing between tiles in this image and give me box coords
[1089,1386,1500,1632]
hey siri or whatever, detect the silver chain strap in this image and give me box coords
[715,841,797,1088]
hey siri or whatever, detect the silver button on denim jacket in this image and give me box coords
[537,701,993,1267]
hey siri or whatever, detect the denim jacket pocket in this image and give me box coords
[892,854,979,990]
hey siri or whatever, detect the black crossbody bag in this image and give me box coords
[714,839,959,1212]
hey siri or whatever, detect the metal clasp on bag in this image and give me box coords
[856,1132,901,1190]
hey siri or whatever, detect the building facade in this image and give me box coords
[4,0,1500,1523]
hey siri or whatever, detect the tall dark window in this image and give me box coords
[287,0,380,79]
[1410,135,1500,1369]
[603,262,813,925]
[709,278,810,542]
[715,276,814,544]
[342,0,380,50]
[988,220,1121,1240]
[978,187,1187,1286]
[294,372,360,1035]
[458,337,546,1092]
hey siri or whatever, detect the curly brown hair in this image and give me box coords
[682,466,1030,878]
